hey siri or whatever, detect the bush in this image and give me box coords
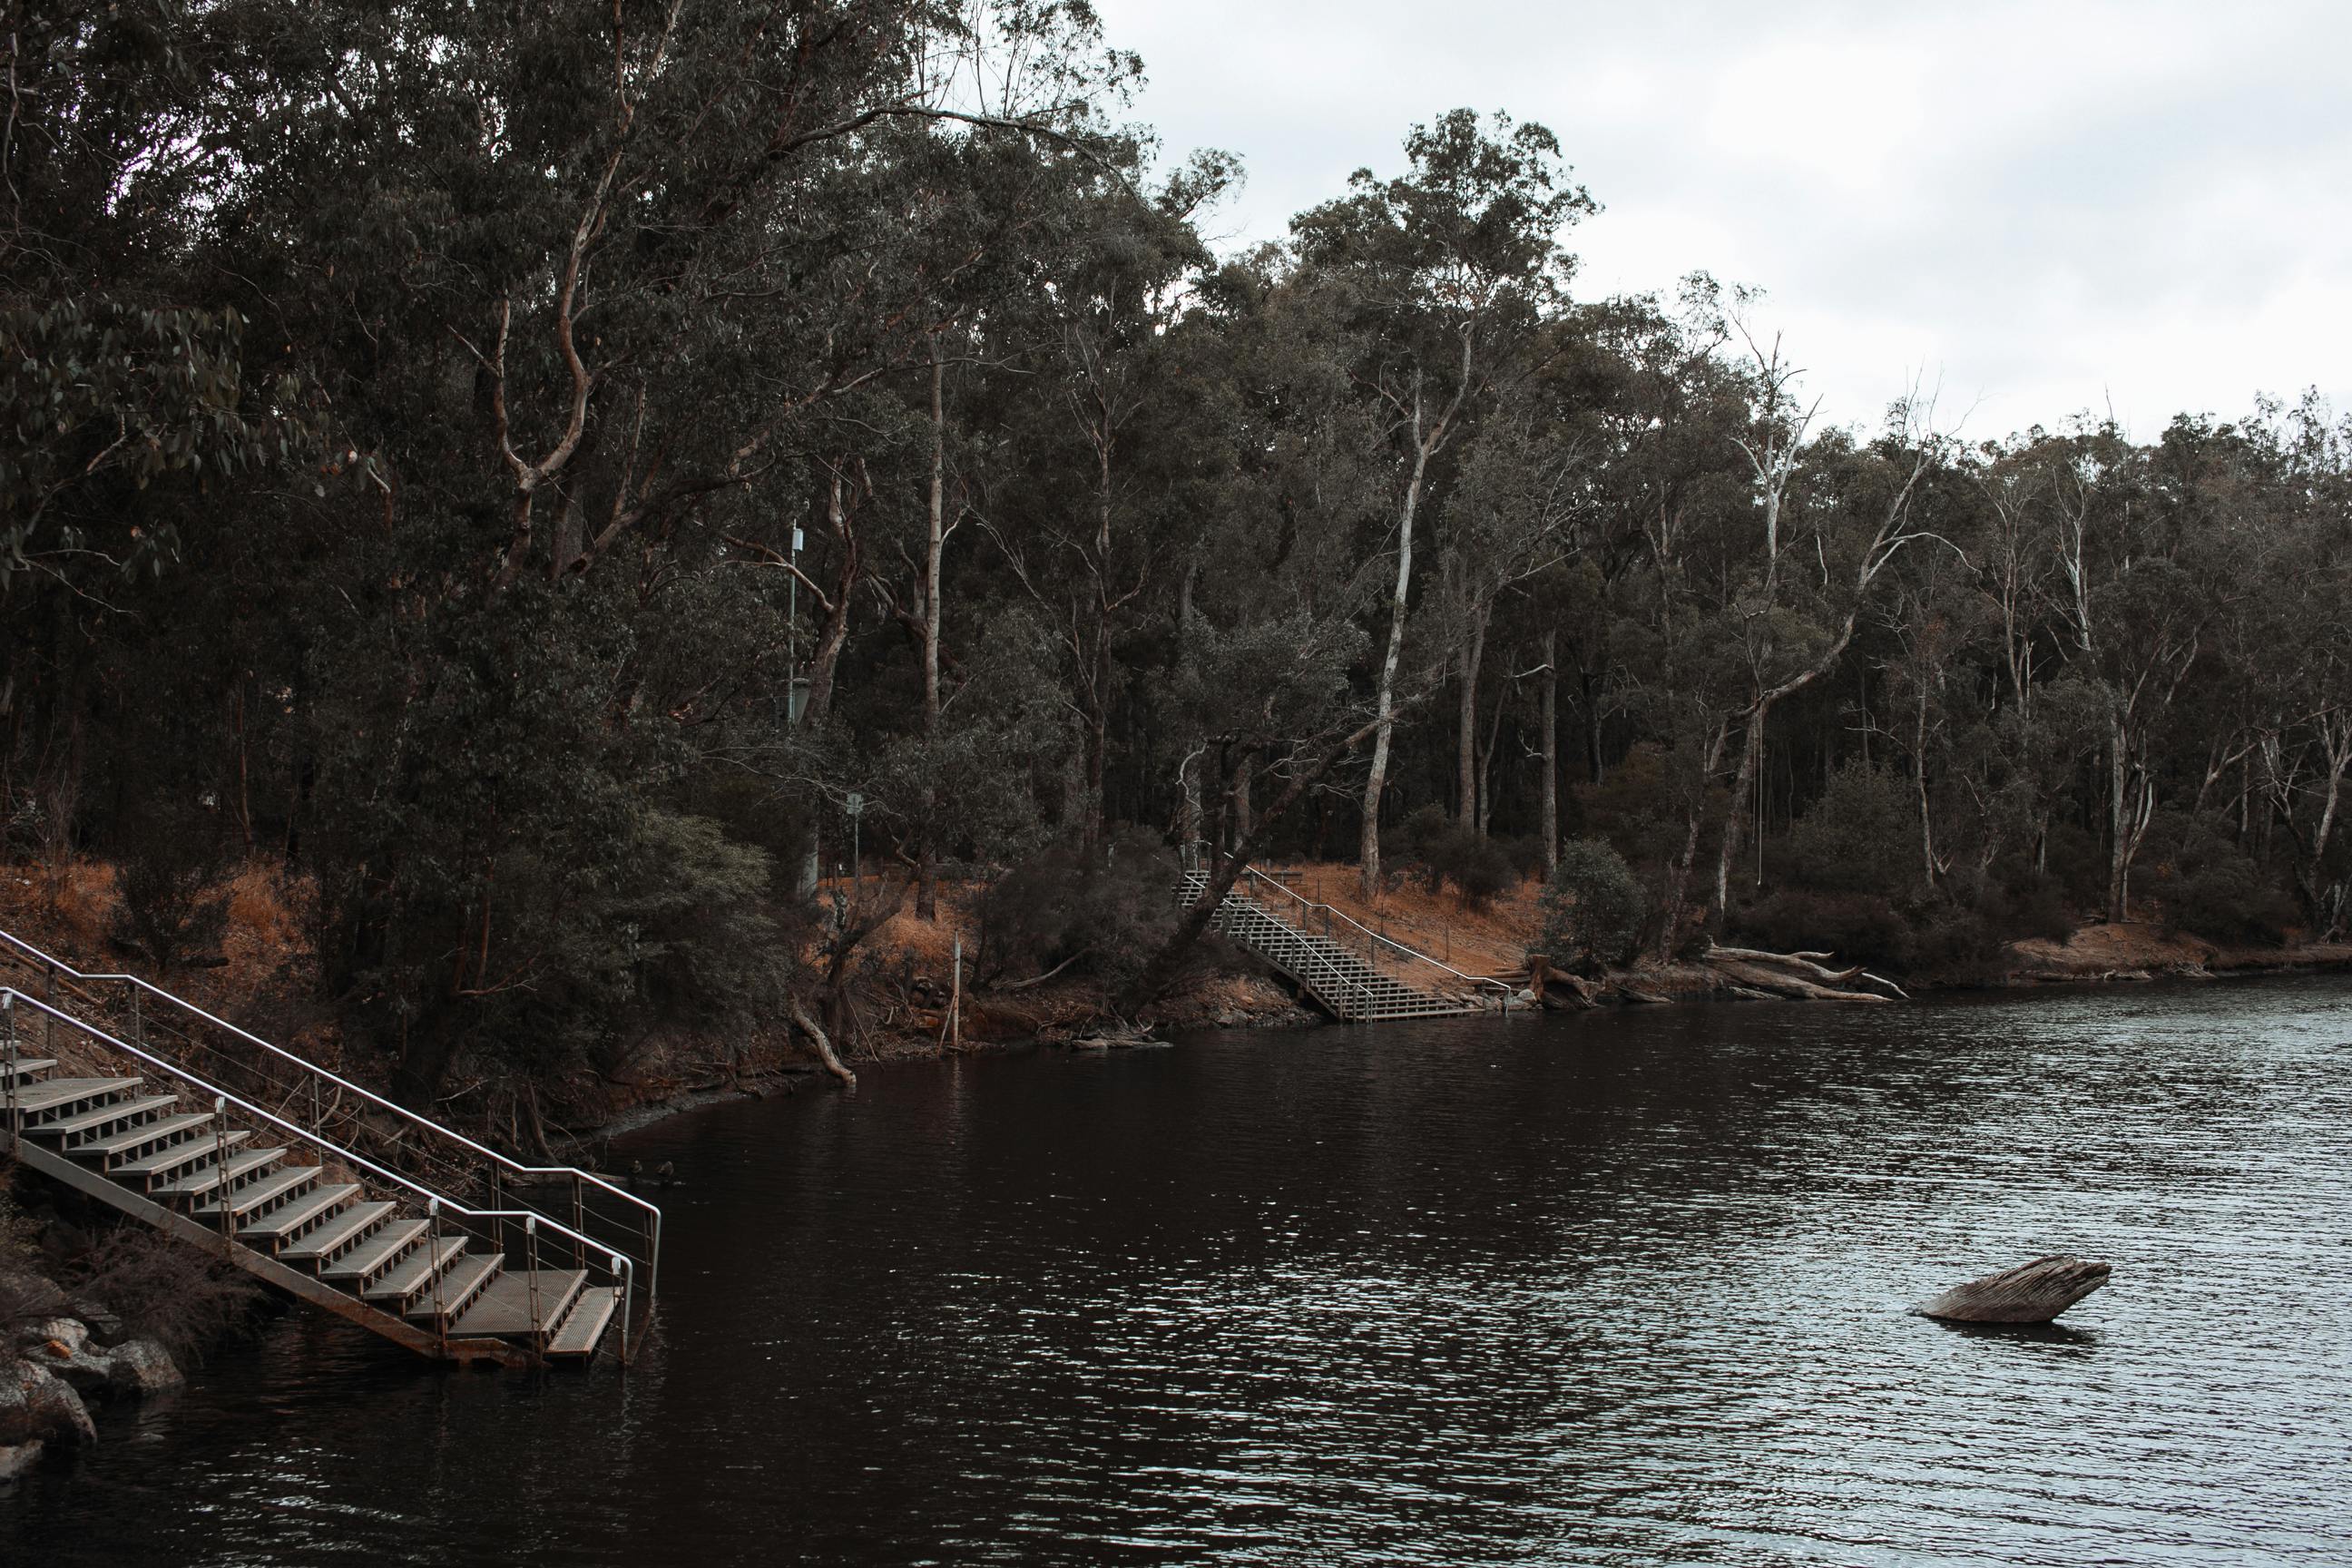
[975,829,1176,988]
[1782,760,1920,897]
[1387,805,1514,907]
[72,1227,263,1363]
[1535,838,1646,974]
[2140,809,2298,945]
[1973,862,2075,943]
[108,798,236,968]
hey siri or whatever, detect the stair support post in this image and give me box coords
[212,1096,236,1245]
[524,1214,544,1357]
[4,992,18,1142]
[613,1252,632,1368]
[427,1198,447,1356]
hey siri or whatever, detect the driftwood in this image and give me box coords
[788,999,858,1090]
[1067,1021,1168,1052]
[1919,1255,2111,1323]
[1704,943,1897,1003]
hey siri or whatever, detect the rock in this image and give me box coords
[14,1361,96,1448]
[1921,1255,2112,1323]
[69,1298,127,1348]
[26,1337,111,1396]
[102,1339,185,1397]
[19,1317,89,1357]
[0,1440,42,1481]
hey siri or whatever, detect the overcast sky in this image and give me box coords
[1091,0,2352,436]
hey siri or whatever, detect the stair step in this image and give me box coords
[37,1093,181,1142]
[0,1057,57,1083]
[279,1200,396,1261]
[113,1127,251,1177]
[194,1164,320,1220]
[363,1235,466,1303]
[407,1251,503,1322]
[448,1268,586,1339]
[12,1076,142,1115]
[153,1146,285,1200]
[320,1218,426,1282]
[240,1183,360,1242]
[545,1286,620,1358]
[76,1109,214,1160]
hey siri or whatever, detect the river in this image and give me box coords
[6,976,2351,1565]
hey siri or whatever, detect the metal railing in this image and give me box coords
[1176,846,1515,1011]
[0,925,658,1339]
[2,985,635,1360]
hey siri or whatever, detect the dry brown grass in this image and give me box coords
[1252,860,1541,979]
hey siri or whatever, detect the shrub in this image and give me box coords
[1783,760,1920,897]
[2140,809,2298,945]
[108,798,236,968]
[1388,806,1515,907]
[975,830,1176,988]
[1535,838,1646,974]
[1974,862,2075,943]
[72,1227,263,1363]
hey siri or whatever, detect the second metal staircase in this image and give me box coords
[1173,866,1511,1022]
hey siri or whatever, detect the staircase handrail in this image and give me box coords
[0,924,660,1304]
[1232,867,1514,1006]
[2,986,635,1355]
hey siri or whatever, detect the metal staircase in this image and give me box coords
[0,927,657,1367]
[1174,866,1511,1022]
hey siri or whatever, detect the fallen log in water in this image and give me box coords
[1919,1255,2112,1323]
[1702,942,1907,1002]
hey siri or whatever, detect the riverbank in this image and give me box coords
[6,855,2346,1153]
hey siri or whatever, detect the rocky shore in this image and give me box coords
[2,1274,188,1479]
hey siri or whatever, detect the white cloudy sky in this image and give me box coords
[1090,0,2352,435]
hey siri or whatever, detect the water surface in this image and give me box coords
[6,977,2351,1564]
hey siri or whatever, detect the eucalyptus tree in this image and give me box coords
[1289,108,1592,895]
[980,148,1237,852]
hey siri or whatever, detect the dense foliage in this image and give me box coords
[5,2,2348,1102]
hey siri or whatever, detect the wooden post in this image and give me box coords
[949,936,962,1053]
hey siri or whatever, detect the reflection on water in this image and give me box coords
[6,975,2351,1565]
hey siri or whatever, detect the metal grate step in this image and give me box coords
[321,1218,426,1284]
[113,1126,251,1179]
[195,1164,320,1221]
[240,1182,359,1243]
[280,1200,396,1262]
[364,1236,467,1305]
[154,1146,286,1200]
[38,1093,181,1142]
[545,1286,620,1359]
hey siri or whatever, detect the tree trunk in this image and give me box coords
[1539,631,1559,874]
[1657,718,1730,959]
[1358,390,1433,898]
[1711,702,1769,929]
[1455,601,1487,831]
[916,345,946,917]
[801,470,858,727]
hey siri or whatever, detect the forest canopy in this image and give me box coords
[5,1,2347,1104]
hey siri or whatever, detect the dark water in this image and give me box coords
[7,977,2352,1566]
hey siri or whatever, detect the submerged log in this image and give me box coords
[1920,1255,2112,1323]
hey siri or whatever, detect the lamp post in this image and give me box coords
[846,791,865,904]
